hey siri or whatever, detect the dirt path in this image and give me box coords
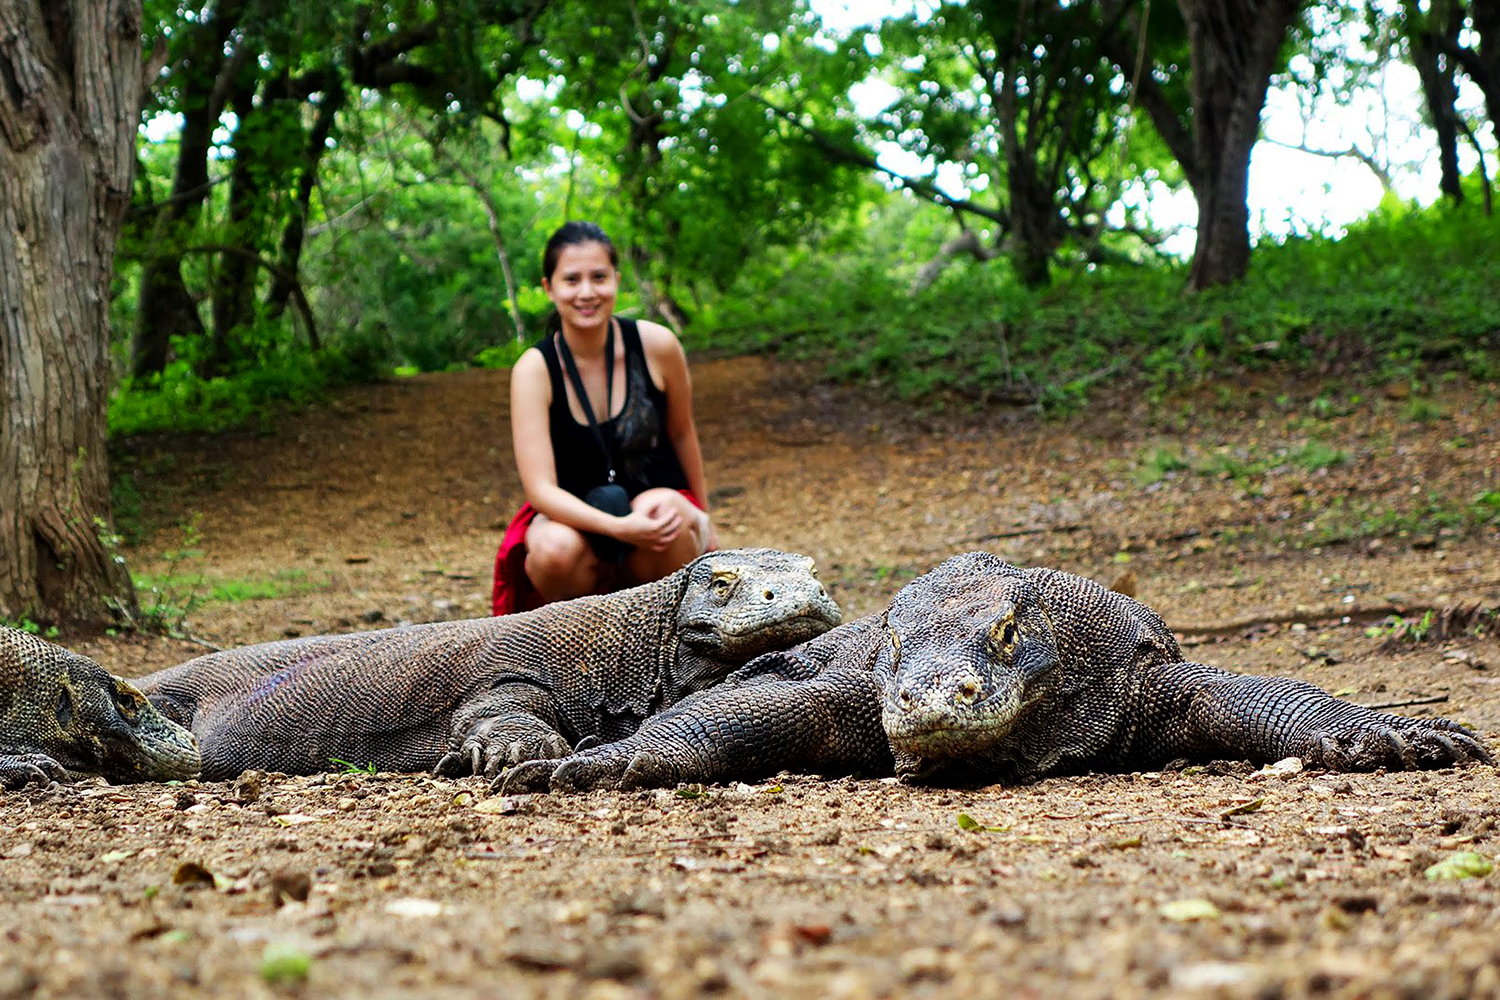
[5,358,1500,998]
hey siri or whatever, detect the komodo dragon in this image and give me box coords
[0,548,839,788]
[505,552,1492,791]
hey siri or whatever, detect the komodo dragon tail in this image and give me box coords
[0,627,200,788]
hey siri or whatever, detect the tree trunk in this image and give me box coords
[130,0,246,379]
[1178,0,1303,289]
[0,0,143,627]
[267,78,343,325]
[203,70,268,378]
[1408,0,1465,204]
[1472,0,1500,139]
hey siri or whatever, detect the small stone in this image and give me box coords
[268,870,312,906]
[384,898,445,918]
[233,771,264,803]
[174,790,197,811]
[898,947,950,982]
[610,889,665,918]
[580,945,644,981]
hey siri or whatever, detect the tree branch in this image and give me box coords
[1262,136,1395,193]
[755,97,1012,227]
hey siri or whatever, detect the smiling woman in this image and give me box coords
[491,222,717,615]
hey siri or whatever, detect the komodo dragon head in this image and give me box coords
[873,553,1060,780]
[0,627,200,783]
[673,548,842,661]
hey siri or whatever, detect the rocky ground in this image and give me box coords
[2,357,1498,999]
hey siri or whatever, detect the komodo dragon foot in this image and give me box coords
[0,752,71,789]
[499,737,681,793]
[1288,714,1492,772]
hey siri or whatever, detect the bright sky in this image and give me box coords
[809,0,1497,255]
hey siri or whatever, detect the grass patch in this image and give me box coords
[1134,439,1349,487]
[133,568,327,607]
[1308,490,1500,545]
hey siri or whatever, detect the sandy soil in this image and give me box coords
[3,357,1499,999]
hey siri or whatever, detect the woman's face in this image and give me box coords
[543,241,618,335]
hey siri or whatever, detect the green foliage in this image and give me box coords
[131,517,206,637]
[1,618,60,639]
[330,758,377,775]
[695,194,1500,410]
[109,345,380,438]
[1309,489,1500,545]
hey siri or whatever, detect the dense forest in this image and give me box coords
[2,0,1498,627]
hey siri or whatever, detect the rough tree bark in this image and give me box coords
[1177,0,1303,289]
[0,0,146,626]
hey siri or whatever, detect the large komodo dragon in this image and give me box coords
[0,549,840,789]
[506,552,1493,791]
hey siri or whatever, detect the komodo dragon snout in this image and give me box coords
[876,554,1060,771]
[675,548,841,657]
[0,627,200,787]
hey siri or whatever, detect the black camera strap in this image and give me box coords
[555,322,618,484]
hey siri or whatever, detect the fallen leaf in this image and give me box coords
[956,812,1008,833]
[1424,851,1494,881]
[1159,899,1221,922]
[1220,798,1265,819]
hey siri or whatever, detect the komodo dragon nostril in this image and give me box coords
[955,681,979,705]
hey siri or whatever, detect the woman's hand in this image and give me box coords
[611,499,684,551]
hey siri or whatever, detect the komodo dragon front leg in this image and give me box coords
[505,617,893,791]
[1125,660,1493,771]
[437,682,574,778]
[507,662,891,792]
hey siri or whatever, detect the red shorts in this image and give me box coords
[491,489,705,616]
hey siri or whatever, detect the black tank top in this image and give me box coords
[538,318,689,499]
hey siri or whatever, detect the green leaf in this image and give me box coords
[260,943,313,986]
[1424,851,1494,881]
[956,812,1007,833]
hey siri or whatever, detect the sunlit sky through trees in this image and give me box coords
[810,0,1497,255]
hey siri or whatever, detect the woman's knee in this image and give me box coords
[524,521,597,595]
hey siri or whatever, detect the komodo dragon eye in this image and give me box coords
[987,618,1019,658]
[115,687,139,720]
[710,572,737,600]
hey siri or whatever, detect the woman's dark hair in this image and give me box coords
[542,221,618,281]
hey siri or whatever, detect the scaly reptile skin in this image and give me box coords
[0,549,838,786]
[505,552,1492,792]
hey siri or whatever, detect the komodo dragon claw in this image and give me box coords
[0,752,71,789]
